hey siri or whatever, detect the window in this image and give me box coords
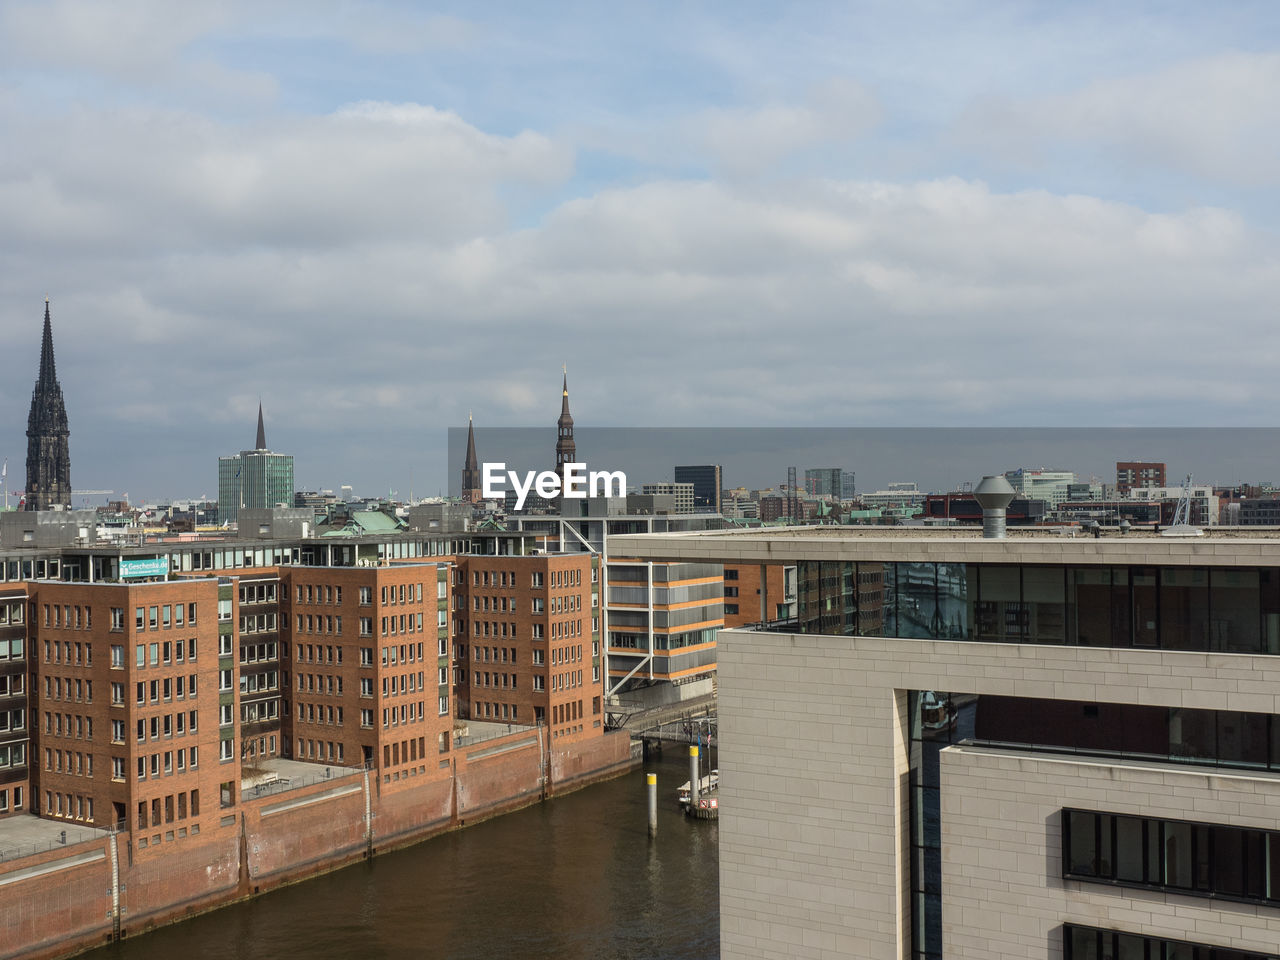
[110,607,124,631]
[1064,808,1279,906]
[110,645,124,668]
[1063,924,1280,960]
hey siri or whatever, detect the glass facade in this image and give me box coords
[217,450,295,525]
[1064,924,1279,960]
[797,561,1280,654]
[908,692,1280,960]
[1064,808,1280,907]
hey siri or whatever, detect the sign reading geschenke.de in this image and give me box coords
[119,557,170,579]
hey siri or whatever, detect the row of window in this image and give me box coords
[1065,808,1280,906]
[43,675,92,703]
[40,603,88,630]
[1064,923,1277,960]
[0,636,23,661]
[122,746,199,780]
[297,614,342,635]
[296,583,341,604]
[297,702,344,726]
[45,791,93,822]
[0,743,26,769]
[0,784,23,812]
[126,711,198,743]
[44,748,92,777]
[42,638,85,665]
[127,604,199,632]
[299,738,344,763]
[44,711,92,740]
[240,582,277,604]
[0,601,25,625]
[298,673,344,696]
[0,707,24,732]
[474,671,518,690]
[0,673,24,697]
[136,790,200,830]
[474,700,518,721]
[125,637,199,669]
[123,675,198,705]
[478,568,582,589]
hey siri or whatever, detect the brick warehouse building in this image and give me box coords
[453,553,603,743]
[0,526,618,831]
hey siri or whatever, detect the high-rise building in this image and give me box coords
[674,464,722,514]
[1117,460,1167,494]
[612,525,1280,960]
[25,300,72,512]
[804,468,843,498]
[217,404,294,525]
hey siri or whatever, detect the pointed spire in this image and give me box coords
[255,401,267,450]
[38,297,57,385]
[560,366,571,419]
[463,413,479,471]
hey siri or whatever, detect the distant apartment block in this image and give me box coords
[1116,460,1166,495]
[804,468,843,498]
[640,482,695,514]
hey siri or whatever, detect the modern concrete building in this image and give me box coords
[640,482,695,514]
[1004,468,1076,507]
[611,525,1280,960]
[217,404,295,526]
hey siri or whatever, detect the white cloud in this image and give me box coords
[958,52,1280,186]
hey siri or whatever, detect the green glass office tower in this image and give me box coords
[217,403,294,525]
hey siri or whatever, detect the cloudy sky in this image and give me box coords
[1,2,1278,502]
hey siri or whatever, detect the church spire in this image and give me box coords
[26,298,72,511]
[555,366,575,472]
[462,412,481,501]
[255,401,267,450]
[39,297,57,385]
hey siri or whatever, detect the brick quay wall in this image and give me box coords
[0,729,636,960]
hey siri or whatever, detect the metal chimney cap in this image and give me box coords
[973,475,1016,510]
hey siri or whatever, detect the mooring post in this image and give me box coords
[647,773,658,839]
[689,745,700,809]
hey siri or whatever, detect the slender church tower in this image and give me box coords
[555,369,576,472]
[461,413,482,502]
[25,299,72,511]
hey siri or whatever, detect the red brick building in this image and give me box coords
[29,578,222,849]
[454,553,604,744]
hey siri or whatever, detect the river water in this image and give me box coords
[84,750,719,960]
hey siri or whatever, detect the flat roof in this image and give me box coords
[607,525,1280,567]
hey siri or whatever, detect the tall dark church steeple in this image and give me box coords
[555,367,576,471]
[25,299,72,511]
[462,412,481,501]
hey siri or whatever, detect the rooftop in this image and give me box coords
[608,524,1280,567]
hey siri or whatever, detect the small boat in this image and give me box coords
[920,691,956,732]
[677,769,719,805]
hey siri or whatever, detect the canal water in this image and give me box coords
[85,750,719,960]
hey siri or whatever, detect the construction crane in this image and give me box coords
[1161,474,1203,538]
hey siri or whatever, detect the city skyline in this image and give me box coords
[2,4,1280,496]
